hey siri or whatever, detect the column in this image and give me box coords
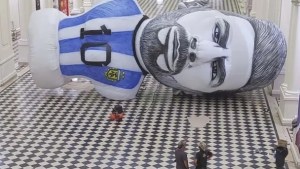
[246,0,253,16]
[83,0,92,11]
[267,0,282,25]
[71,0,83,15]
[270,0,284,96]
[278,0,300,125]
[271,0,292,97]
[250,0,269,19]
[271,68,285,97]
[17,0,34,63]
[0,0,17,87]
[280,0,293,41]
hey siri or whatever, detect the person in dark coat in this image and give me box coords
[275,139,288,169]
[175,140,189,169]
[194,142,212,169]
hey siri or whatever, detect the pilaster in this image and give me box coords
[17,0,34,63]
[272,0,292,98]
[71,0,83,15]
[279,0,292,41]
[267,0,282,25]
[279,84,300,124]
[0,0,17,87]
[271,68,285,97]
[279,0,300,125]
[83,0,92,11]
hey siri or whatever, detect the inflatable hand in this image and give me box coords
[29,0,146,100]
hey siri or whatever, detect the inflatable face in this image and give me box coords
[138,8,286,93]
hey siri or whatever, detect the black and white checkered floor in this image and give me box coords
[0,72,281,168]
[0,0,287,168]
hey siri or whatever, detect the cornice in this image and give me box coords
[292,0,300,6]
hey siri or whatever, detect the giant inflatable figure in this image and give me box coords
[28,0,286,100]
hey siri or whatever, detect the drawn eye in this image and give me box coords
[213,24,220,43]
[190,38,197,49]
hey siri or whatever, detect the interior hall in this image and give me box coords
[1,0,300,168]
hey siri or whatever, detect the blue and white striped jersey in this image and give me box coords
[57,0,146,99]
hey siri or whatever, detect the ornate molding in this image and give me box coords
[280,83,300,100]
[292,0,300,6]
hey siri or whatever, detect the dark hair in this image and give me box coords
[238,16,286,91]
[113,105,123,113]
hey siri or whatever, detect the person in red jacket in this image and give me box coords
[110,105,124,122]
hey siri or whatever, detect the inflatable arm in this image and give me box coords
[28,0,146,100]
[29,9,69,89]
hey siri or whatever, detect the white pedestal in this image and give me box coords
[279,84,300,125]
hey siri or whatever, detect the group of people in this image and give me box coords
[175,140,213,169]
[175,139,289,169]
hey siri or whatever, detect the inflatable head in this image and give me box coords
[137,8,286,94]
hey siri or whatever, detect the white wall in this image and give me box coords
[0,0,17,86]
[9,0,20,30]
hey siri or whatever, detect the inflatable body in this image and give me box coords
[29,0,286,100]
[29,0,146,100]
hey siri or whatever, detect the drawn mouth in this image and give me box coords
[164,27,180,73]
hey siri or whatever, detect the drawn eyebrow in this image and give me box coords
[217,57,226,86]
[218,19,230,48]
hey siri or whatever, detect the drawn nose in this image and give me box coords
[190,40,229,63]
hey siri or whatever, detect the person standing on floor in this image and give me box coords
[194,142,213,169]
[275,139,288,169]
[175,140,189,169]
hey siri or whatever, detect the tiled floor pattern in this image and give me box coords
[0,0,286,168]
[1,73,279,168]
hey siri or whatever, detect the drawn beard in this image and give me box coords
[140,23,190,76]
